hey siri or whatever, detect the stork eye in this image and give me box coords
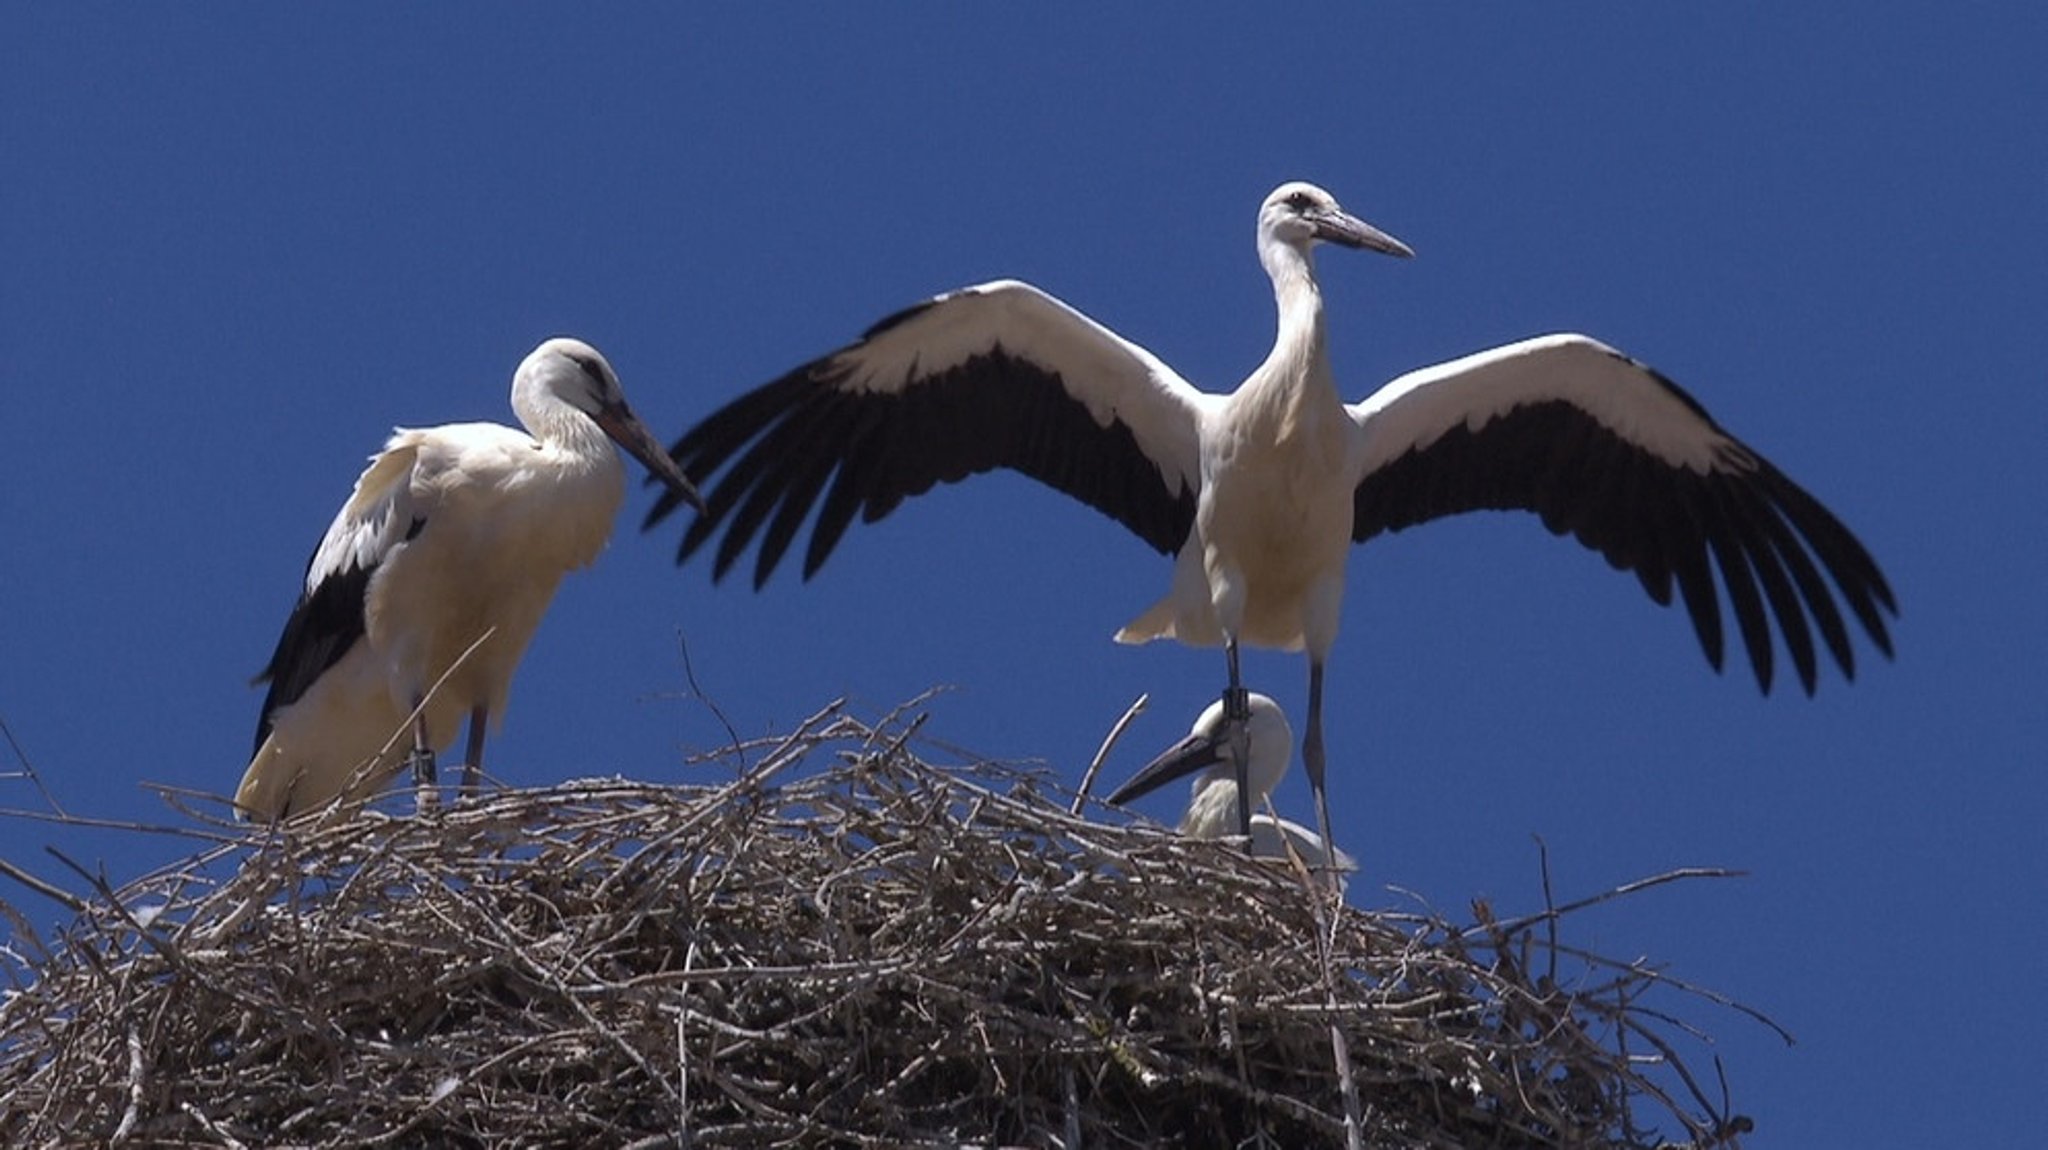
[1286,191,1314,210]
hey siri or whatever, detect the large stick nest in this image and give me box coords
[1,701,1761,1148]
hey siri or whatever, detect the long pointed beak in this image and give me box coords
[1314,208,1414,259]
[597,403,706,514]
[1105,729,1226,806]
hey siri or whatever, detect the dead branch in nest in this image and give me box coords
[0,701,1762,1148]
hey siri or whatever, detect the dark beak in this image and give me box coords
[1105,728,1226,806]
[1313,208,1415,259]
[596,402,706,514]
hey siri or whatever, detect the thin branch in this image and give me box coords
[673,626,744,770]
[0,710,66,817]
[0,855,88,914]
[1071,692,1148,814]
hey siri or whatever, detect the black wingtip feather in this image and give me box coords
[1698,482,1775,694]
[1734,475,1854,688]
[1717,478,1817,695]
[1764,469,1899,659]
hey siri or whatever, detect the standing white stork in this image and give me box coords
[1115,693,1358,888]
[641,180,1896,862]
[236,338,703,822]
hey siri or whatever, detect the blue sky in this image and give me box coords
[4,6,2043,1144]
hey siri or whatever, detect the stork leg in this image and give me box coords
[1223,638,1253,839]
[1303,658,1338,878]
[408,704,438,814]
[458,705,488,797]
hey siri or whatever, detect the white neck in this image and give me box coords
[1249,234,1333,402]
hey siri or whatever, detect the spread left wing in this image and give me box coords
[644,280,1211,588]
[1350,334,1895,694]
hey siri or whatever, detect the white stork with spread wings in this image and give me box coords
[642,181,1895,860]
